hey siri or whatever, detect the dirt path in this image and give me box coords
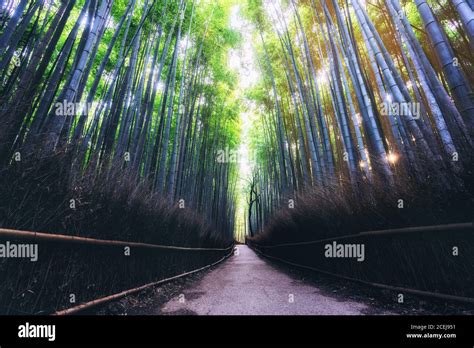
[156,245,391,315]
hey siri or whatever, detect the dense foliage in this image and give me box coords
[243,0,473,239]
[0,0,242,243]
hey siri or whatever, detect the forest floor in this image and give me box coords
[94,246,474,315]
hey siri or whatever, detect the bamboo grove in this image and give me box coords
[0,0,242,239]
[244,0,474,235]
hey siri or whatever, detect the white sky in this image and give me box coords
[228,4,260,182]
[228,5,261,240]
[228,5,260,90]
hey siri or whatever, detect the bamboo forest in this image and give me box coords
[0,0,473,318]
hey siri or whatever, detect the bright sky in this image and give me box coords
[228,5,260,241]
[228,6,260,90]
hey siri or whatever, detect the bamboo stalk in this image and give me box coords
[249,222,473,248]
[0,227,234,251]
[251,247,474,304]
[54,248,234,315]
